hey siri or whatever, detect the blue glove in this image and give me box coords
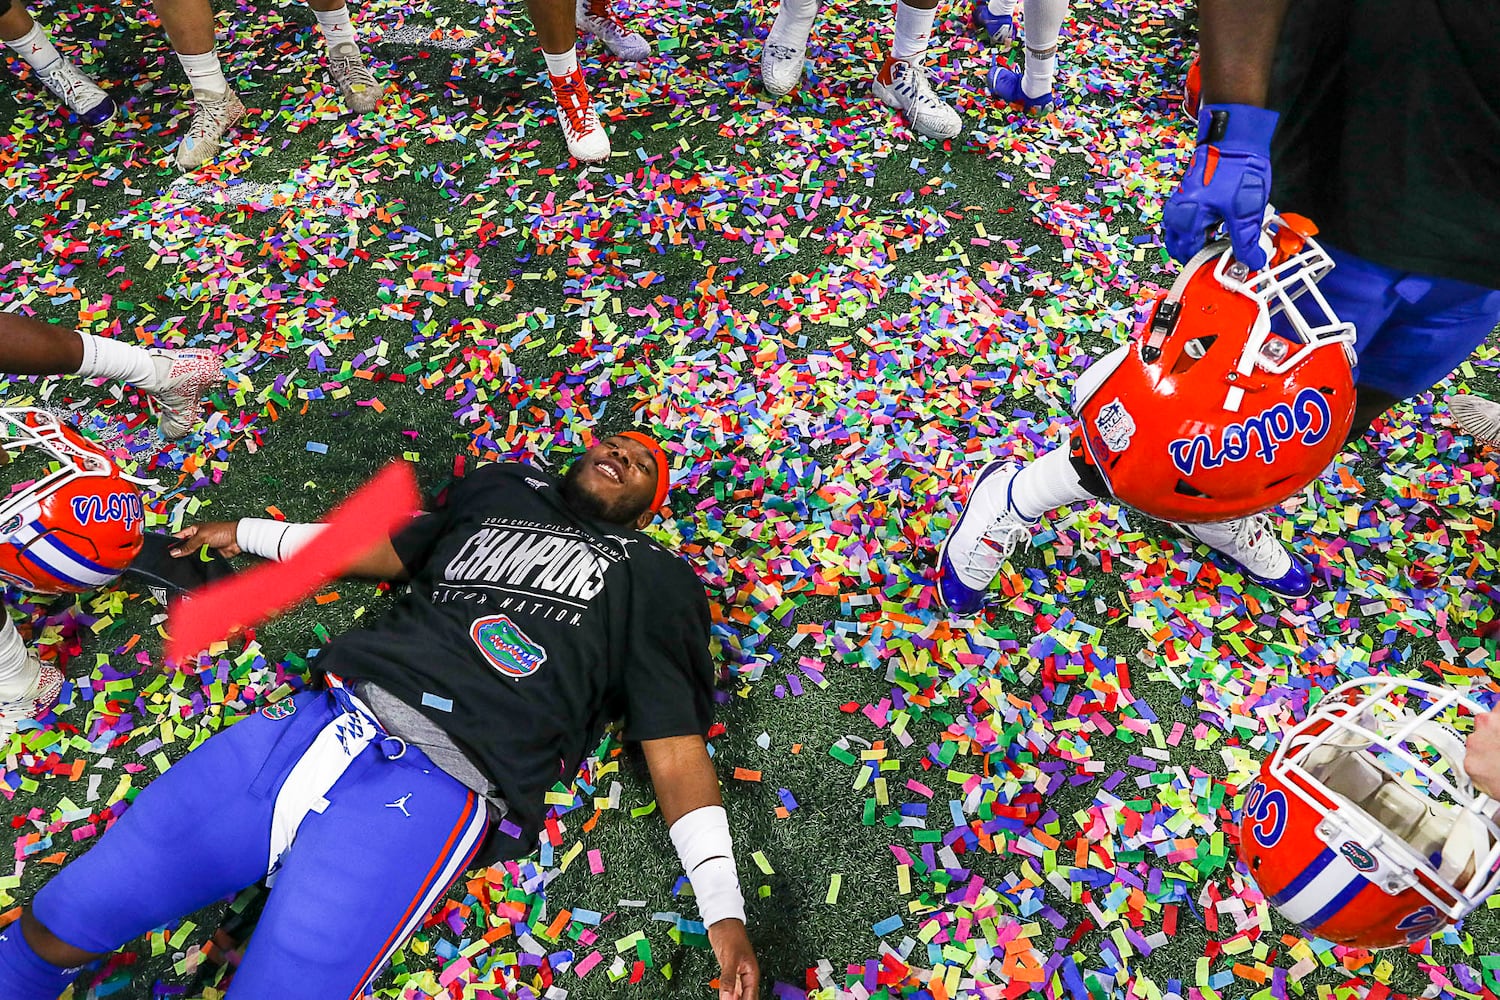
[1162,103,1279,269]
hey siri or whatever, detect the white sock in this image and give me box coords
[543,48,578,78]
[986,0,1018,17]
[176,49,228,95]
[5,23,62,72]
[769,0,818,48]
[1010,446,1098,519]
[76,333,164,390]
[313,5,357,49]
[891,0,936,63]
[1020,0,1067,97]
[0,617,39,703]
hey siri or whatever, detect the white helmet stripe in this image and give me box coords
[19,529,121,588]
[1271,845,1368,926]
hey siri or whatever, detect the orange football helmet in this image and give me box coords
[1238,678,1500,949]
[0,408,145,594]
[1073,214,1357,522]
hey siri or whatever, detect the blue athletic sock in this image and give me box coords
[0,920,82,1000]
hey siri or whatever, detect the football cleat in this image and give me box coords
[760,26,808,97]
[872,56,962,140]
[970,2,1016,45]
[577,0,651,62]
[148,348,224,440]
[175,87,246,171]
[0,659,64,740]
[328,42,381,113]
[986,60,1054,112]
[549,67,611,162]
[35,57,117,126]
[935,463,1036,615]
[1178,514,1313,599]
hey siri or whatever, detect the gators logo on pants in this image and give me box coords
[470,614,548,678]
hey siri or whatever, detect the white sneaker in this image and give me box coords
[760,18,810,96]
[175,87,246,171]
[35,58,117,126]
[328,41,381,113]
[576,0,651,62]
[935,463,1037,614]
[0,658,63,740]
[549,68,611,162]
[1178,514,1314,599]
[147,347,224,439]
[872,56,962,140]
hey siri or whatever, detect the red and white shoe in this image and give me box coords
[549,68,611,162]
[0,658,64,740]
[872,56,962,140]
[576,0,651,61]
[148,347,224,439]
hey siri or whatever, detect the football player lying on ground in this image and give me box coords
[936,213,1358,613]
[0,432,761,1000]
[0,317,222,735]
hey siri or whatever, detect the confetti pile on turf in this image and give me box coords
[3,0,1500,997]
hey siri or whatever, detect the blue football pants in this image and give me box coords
[15,688,490,999]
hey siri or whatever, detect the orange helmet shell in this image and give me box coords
[0,410,144,594]
[1077,222,1356,522]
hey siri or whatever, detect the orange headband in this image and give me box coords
[619,431,670,512]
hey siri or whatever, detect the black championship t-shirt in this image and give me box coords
[318,462,717,862]
[1267,0,1500,289]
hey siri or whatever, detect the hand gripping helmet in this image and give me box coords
[1237,677,1500,949]
[1073,214,1357,523]
[0,408,146,594]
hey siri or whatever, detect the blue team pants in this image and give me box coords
[20,688,490,999]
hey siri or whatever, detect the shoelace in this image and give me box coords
[552,75,598,138]
[955,515,1029,578]
[187,95,235,141]
[765,42,803,62]
[330,51,376,91]
[893,62,943,112]
[1230,513,1275,556]
[38,61,96,111]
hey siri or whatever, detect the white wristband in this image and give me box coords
[669,805,746,927]
[236,519,327,561]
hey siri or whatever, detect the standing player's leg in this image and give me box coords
[872,0,963,140]
[0,615,61,739]
[576,0,649,62]
[973,0,1017,45]
[935,444,1101,614]
[304,0,380,113]
[760,0,817,97]
[529,0,610,162]
[0,0,115,124]
[0,692,342,999]
[0,313,223,438]
[987,0,1068,112]
[153,0,245,171]
[225,739,490,998]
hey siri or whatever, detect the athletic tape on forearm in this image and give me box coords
[236,519,328,562]
[668,805,746,927]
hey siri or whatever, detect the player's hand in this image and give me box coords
[171,521,241,559]
[1161,104,1279,269]
[707,919,760,1000]
[1466,711,1500,798]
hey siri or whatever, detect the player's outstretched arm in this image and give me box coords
[169,519,411,581]
[1467,711,1500,799]
[642,735,761,1000]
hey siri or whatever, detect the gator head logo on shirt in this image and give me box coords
[470,614,548,679]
